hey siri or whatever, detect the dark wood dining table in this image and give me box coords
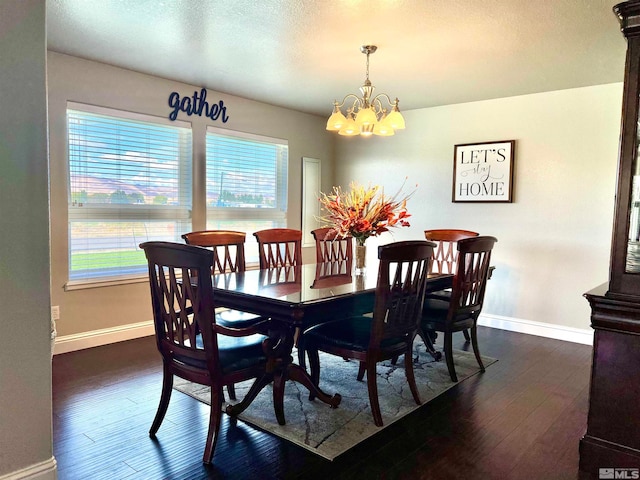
[212,261,453,425]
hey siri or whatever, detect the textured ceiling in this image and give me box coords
[47,0,627,117]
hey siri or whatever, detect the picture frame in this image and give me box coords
[452,140,515,203]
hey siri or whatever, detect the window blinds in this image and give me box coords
[67,104,192,282]
[205,127,288,238]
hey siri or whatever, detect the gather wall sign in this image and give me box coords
[168,87,230,123]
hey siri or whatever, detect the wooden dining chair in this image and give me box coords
[182,230,267,399]
[253,228,302,269]
[305,240,436,426]
[424,229,479,275]
[302,228,356,369]
[424,229,479,343]
[182,230,247,274]
[311,227,353,266]
[419,236,497,382]
[182,230,268,327]
[295,259,356,370]
[140,241,270,464]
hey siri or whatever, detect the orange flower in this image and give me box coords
[317,180,415,246]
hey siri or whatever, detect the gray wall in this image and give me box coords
[48,52,333,340]
[334,83,622,337]
[0,0,54,477]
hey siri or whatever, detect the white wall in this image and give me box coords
[47,52,332,341]
[335,84,622,335]
[0,0,55,478]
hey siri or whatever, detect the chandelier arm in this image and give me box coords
[371,93,398,109]
[334,93,364,110]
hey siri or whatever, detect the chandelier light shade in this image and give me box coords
[326,45,405,137]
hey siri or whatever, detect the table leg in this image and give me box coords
[226,321,341,425]
[286,363,341,408]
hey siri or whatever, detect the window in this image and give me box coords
[206,127,288,263]
[67,103,192,284]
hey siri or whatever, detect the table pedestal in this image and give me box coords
[225,322,341,425]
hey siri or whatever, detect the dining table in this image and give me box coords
[212,260,454,425]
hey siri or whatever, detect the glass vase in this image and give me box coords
[355,243,366,275]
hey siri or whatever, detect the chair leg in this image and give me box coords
[470,326,485,372]
[420,327,442,361]
[203,385,224,464]
[463,328,471,342]
[366,358,383,427]
[297,336,307,370]
[390,354,399,365]
[356,361,366,381]
[149,364,173,436]
[404,344,422,406]
[226,383,236,401]
[307,346,321,401]
[444,331,458,382]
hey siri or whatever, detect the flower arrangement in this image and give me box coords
[317,180,413,247]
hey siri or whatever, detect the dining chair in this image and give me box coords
[305,240,436,426]
[182,230,247,274]
[424,229,479,275]
[253,228,303,268]
[182,229,268,400]
[140,241,270,464]
[311,227,353,265]
[419,235,497,382]
[253,228,304,365]
[182,229,259,327]
[424,229,479,342]
[298,228,355,368]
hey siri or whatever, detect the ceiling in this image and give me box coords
[47,0,627,117]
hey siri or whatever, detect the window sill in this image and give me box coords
[65,275,149,291]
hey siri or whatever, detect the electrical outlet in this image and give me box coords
[51,306,60,321]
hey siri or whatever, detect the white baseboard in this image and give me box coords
[0,457,57,480]
[52,314,593,356]
[53,320,154,355]
[478,313,594,346]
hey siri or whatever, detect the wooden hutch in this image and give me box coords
[580,0,640,474]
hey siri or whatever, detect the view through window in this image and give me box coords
[67,104,192,282]
[205,127,288,264]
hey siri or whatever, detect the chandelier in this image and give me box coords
[326,45,406,137]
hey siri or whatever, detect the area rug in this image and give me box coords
[173,340,497,460]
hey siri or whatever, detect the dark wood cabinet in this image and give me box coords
[580,1,640,474]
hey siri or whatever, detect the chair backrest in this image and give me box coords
[448,236,497,322]
[370,240,435,347]
[253,228,302,269]
[311,227,353,265]
[182,230,246,274]
[424,229,479,275]
[140,241,220,375]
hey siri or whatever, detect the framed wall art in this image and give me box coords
[452,140,515,203]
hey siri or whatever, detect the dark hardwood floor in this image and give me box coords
[52,327,595,479]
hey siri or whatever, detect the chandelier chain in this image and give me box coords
[365,51,370,81]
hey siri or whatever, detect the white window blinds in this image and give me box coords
[67,103,192,282]
[205,127,288,263]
